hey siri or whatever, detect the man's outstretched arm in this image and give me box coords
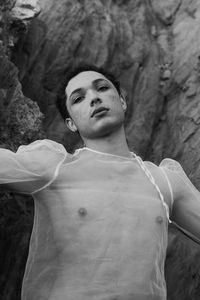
[0,139,67,194]
[160,159,200,244]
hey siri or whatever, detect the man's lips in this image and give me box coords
[91,107,109,117]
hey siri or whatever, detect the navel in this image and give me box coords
[78,207,87,217]
[156,216,163,224]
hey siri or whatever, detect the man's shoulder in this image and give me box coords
[16,139,69,173]
[143,160,159,172]
[17,139,67,154]
[143,157,181,173]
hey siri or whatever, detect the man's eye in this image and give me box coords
[73,96,84,103]
[97,86,109,92]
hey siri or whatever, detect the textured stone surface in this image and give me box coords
[10,0,40,20]
[0,1,43,299]
[14,0,164,155]
[166,225,200,299]
[1,0,200,299]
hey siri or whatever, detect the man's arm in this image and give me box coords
[160,159,200,243]
[0,139,67,194]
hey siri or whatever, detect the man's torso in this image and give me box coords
[22,149,170,300]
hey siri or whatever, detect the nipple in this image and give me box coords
[78,207,87,216]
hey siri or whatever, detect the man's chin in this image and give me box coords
[86,122,123,139]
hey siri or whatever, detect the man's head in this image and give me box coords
[56,65,127,140]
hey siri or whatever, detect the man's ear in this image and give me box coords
[65,118,78,132]
[120,88,127,112]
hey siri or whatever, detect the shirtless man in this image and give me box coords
[0,65,200,300]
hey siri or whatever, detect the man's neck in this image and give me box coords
[83,127,132,158]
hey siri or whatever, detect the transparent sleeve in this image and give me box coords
[0,139,67,194]
[160,158,200,244]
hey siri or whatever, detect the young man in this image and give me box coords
[0,65,200,300]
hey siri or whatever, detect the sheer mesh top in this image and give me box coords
[0,139,199,300]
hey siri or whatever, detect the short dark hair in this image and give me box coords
[56,64,121,120]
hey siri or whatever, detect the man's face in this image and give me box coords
[65,71,126,139]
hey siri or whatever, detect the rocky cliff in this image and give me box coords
[0,0,200,299]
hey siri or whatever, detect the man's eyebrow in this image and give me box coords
[69,88,84,100]
[69,78,109,100]
[93,78,109,85]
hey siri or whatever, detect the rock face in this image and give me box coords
[1,0,200,299]
[14,0,165,154]
[0,1,43,299]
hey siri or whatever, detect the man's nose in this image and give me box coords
[88,90,102,107]
[90,97,102,107]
